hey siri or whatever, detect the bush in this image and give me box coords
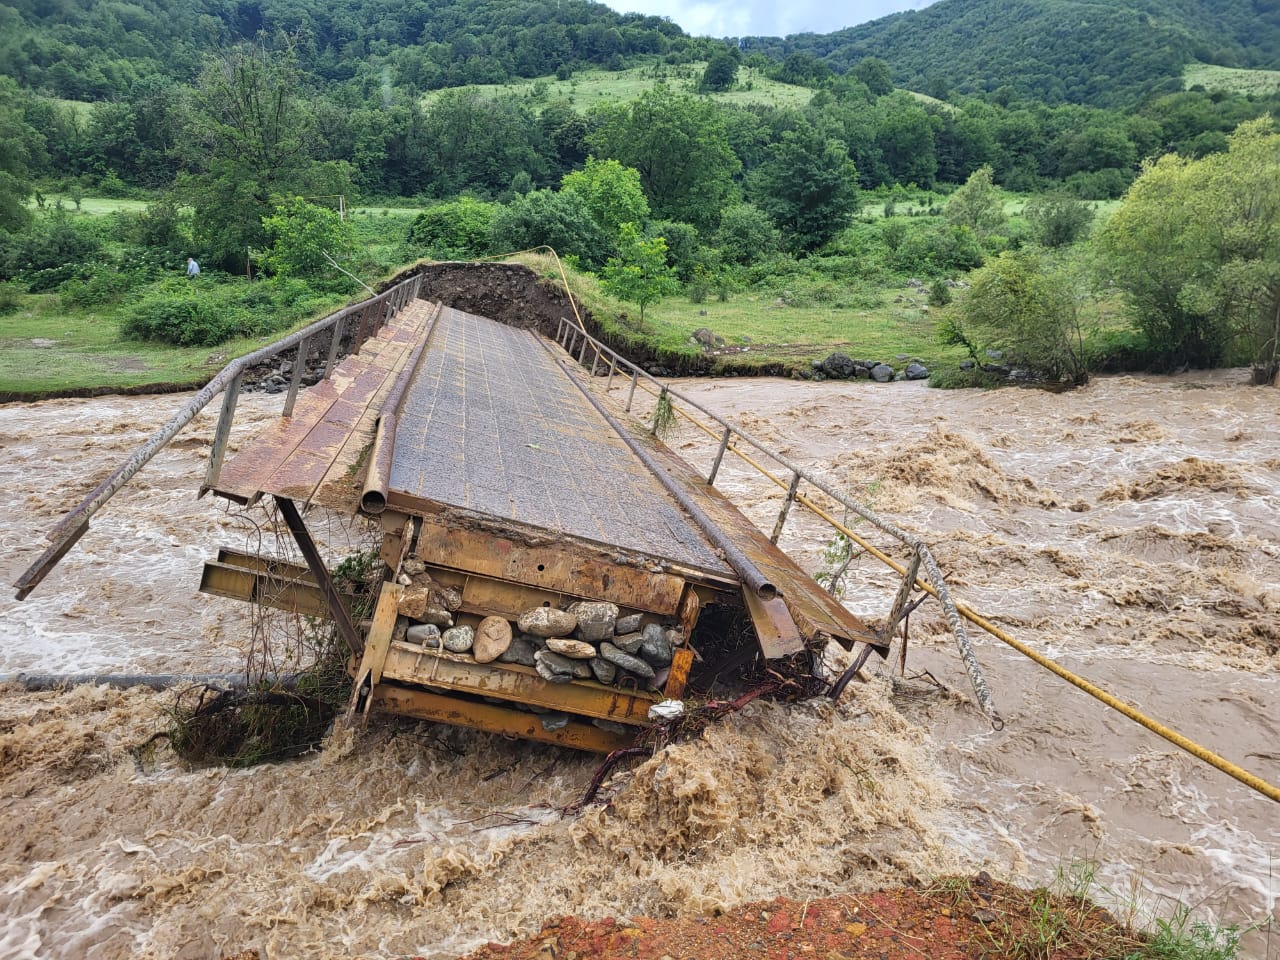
[928,279,952,306]
[715,204,781,265]
[0,216,103,289]
[0,280,23,315]
[408,197,499,260]
[120,279,300,346]
[59,268,137,307]
[927,366,1004,389]
[1024,193,1096,248]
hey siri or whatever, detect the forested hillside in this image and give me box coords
[0,0,698,100]
[742,0,1280,107]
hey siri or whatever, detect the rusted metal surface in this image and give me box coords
[742,588,806,659]
[381,642,658,723]
[370,686,637,753]
[384,307,732,577]
[199,560,343,621]
[275,496,364,656]
[212,298,438,509]
[412,518,693,615]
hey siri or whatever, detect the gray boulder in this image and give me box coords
[870,363,895,383]
[904,362,929,380]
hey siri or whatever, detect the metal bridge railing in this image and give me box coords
[552,316,1004,729]
[13,272,424,602]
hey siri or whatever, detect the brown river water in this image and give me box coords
[0,370,1277,958]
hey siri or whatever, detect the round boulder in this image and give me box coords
[473,616,513,663]
[870,363,895,383]
[518,607,578,638]
[442,625,474,654]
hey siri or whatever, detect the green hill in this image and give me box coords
[740,0,1280,107]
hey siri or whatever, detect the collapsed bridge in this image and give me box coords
[15,265,910,753]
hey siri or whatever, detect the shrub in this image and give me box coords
[928,278,952,306]
[715,204,781,265]
[59,268,137,307]
[408,197,499,260]
[120,279,297,346]
[0,280,23,315]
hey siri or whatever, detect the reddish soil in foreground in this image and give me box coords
[454,873,1141,960]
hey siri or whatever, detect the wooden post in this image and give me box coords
[770,472,802,544]
[707,426,732,485]
[202,373,242,492]
[282,335,311,418]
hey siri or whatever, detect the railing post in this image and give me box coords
[625,370,639,412]
[606,356,617,391]
[884,548,923,673]
[589,344,601,377]
[707,425,732,485]
[556,317,565,345]
[577,331,589,364]
[323,315,346,379]
[770,471,802,544]
[202,373,242,492]
[282,334,311,418]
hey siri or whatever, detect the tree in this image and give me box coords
[749,129,858,253]
[560,157,649,238]
[945,164,1006,239]
[700,48,739,92]
[183,44,313,271]
[954,249,1089,385]
[587,88,740,230]
[260,197,356,286]
[852,57,894,97]
[0,79,42,233]
[409,197,498,260]
[1024,193,1094,248]
[489,189,608,267]
[600,222,678,324]
[1098,117,1280,382]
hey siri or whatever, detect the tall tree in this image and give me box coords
[587,88,740,230]
[1098,117,1280,381]
[182,43,313,271]
[750,129,858,253]
[560,156,649,238]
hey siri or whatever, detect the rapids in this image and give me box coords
[0,370,1276,958]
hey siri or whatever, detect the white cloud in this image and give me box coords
[603,0,936,38]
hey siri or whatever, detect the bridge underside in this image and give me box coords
[204,298,880,752]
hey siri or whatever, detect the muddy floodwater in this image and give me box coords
[1,370,1277,959]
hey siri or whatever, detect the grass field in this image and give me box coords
[1184,62,1280,96]
[0,294,271,396]
[645,293,966,372]
[422,63,815,113]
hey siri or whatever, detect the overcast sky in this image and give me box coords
[603,0,937,39]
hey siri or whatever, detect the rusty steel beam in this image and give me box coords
[199,561,340,621]
[411,519,691,614]
[360,304,442,515]
[273,496,365,655]
[370,685,638,753]
[380,642,658,724]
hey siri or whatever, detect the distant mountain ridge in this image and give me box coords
[740,0,1280,106]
